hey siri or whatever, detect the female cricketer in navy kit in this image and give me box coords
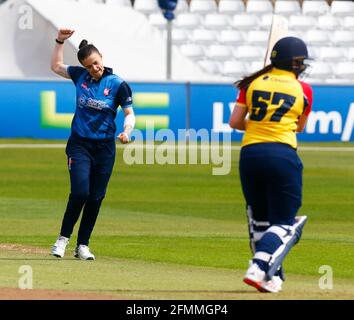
[50,29,135,260]
[229,37,313,292]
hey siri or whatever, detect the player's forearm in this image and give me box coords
[50,42,70,79]
[117,108,135,144]
[296,114,308,132]
[237,120,247,131]
[229,105,248,131]
[51,42,65,72]
[123,109,135,135]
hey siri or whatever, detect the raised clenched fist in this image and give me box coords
[57,29,75,42]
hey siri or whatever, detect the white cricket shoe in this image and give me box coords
[243,263,266,291]
[51,236,69,258]
[260,275,283,293]
[244,263,283,293]
[74,245,95,260]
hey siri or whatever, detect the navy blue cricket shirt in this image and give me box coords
[67,66,133,140]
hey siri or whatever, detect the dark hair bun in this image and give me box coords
[77,40,100,63]
[79,39,88,50]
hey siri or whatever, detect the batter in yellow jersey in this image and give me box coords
[229,36,313,294]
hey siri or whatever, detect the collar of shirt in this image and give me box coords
[86,67,114,83]
[271,67,296,79]
[104,67,113,74]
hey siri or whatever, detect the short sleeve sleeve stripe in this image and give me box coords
[67,66,85,85]
[236,88,247,107]
[299,81,313,116]
[115,81,133,109]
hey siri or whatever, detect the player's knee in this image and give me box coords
[267,225,293,242]
[87,193,105,203]
[70,191,89,202]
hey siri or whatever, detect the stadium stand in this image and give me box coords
[149,12,168,29]
[171,28,189,44]
[134,0,159,14]
[0,0,211,81]
[302,0,330,16]
[246,0,273,15]
[332,30,354,47]
[347,47,354,61]
[218,0,245,15]
[206,44,233,60]
[305,29,330,47]
[259,13,273,29]
[129,0,354,84]
[219,30,245,45]
[180,43,205,59]
[305,61,333,81]
[203,13,231,30]
[317,46,346,62]
[198,59,221,73]
[317,14,340,30]
[231,14,260,30]
[2,0,354,83]
[192,29,219,44]
[335,62,354,79]
[274,0,302,16]
[289,15,317,31]
[221,60,248,77]
[234,45,265,61]
[157,0,354,83]
[331,0,354,17]
[175,0,189,12]
[189,0,218,14]
[105,0,132,6]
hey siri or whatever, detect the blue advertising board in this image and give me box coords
[0,80,187,140]
[0,80,76,139]
[0,80,353,142]
[189,83,354,142]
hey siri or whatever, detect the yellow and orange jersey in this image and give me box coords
[236,68,313,149]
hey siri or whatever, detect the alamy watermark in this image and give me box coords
[123,128,232,176]
[318,265,333,290]
[18,265,33,289]
[18,4,33,30]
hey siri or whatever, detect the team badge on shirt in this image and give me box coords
[104,88,110,96]
[81,83,88,90]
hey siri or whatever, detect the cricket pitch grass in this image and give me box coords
[0,140,353,300]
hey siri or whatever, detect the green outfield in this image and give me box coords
[0,140,353,299]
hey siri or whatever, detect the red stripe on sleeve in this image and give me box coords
[236,88,247,105]
[299,80,313,116]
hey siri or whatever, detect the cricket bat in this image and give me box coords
[264,15,289,66]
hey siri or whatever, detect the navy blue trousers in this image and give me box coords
[239,143,303,226]
[60,134,116,246]
[239,143,303,272]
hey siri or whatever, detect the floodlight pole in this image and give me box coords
[158,0,177,80]
[166,19,172,80]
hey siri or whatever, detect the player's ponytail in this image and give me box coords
[235,64,273,90]
[79,40,89,49]
[77,39,101,63]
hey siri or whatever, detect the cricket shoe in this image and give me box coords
[74,245,95,260]
[243,263,268,292]
[243,263,283,293]
[260,276,283,293]
[51,236,69,258]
